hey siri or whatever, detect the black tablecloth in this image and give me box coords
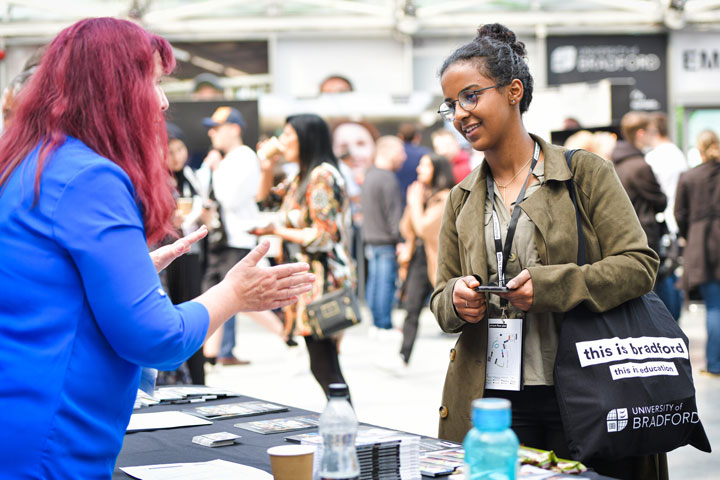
[113,394,615,479]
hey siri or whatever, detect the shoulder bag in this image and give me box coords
[553,149,711,462]
[305,162,362,340]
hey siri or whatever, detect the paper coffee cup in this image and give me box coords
[177,197,193,216]
[267,444,315,480]
[259,136,283,159]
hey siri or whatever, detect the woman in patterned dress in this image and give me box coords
[255,113,355,397]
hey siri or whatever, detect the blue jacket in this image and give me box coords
[0,137,209,479]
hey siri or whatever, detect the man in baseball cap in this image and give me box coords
[202,106,245,129]
[200,105,278,367]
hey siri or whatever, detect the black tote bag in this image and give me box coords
[553,150,711,462]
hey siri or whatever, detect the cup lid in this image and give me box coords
[267,445,316,456]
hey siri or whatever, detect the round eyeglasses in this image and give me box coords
[437,84,501,122]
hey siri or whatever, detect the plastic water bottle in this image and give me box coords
[464,398,519,480]
[317,383,360,480]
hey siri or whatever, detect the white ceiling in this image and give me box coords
[1,0,719,41]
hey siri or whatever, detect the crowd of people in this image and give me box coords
[0,15,717,480]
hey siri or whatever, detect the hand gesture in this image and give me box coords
[150,226,208,272]
[497,269,533,311]
[249,223,276,236]
[224,240,315,312]
[452,275,487,323]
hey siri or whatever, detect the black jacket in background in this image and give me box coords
[611,140,667,254]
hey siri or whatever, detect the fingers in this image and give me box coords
[270,261,311,279]
[506,269,531,289]
[240,240,271,267]
[454,275,486,323]
[274,271,315,291]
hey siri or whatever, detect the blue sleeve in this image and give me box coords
[52,161,209,370]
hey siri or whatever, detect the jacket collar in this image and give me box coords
[456,133,572,194]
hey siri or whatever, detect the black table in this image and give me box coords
[114,394,614,479]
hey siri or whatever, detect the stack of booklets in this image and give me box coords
[192,401,289,420]
[288,426,421,480]
[417,438,464,477]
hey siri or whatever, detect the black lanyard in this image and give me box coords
[486,142,540,293]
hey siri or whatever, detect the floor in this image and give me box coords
[206,301,719,479]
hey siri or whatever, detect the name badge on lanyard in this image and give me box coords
[483,141,539,391]
[485,317,523,391]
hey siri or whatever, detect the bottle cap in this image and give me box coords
[328,383,349,398]
[471,398,512,430]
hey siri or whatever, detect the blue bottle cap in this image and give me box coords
[471,398,512,431]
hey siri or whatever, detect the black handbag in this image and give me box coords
[306,286,361,340]
[553,150,711,462]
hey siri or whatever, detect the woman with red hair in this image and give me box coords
[0,17,313,478]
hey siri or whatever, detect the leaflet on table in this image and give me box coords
[192,401,289,420]
[134,386,240,409]
[233,415,319,434]
[121,459,272,480]
[485,317,523,391]
[126,411,212,433]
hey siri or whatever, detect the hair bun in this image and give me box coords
[475,23,526,57]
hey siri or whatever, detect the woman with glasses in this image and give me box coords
[430,23,664,479]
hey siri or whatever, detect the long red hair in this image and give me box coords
[0,17,176,245]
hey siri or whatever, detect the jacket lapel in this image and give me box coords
[456,165,489,284]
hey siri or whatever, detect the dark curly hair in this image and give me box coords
[439,23,534,114]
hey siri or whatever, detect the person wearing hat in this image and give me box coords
[192,72,224,100]
[199,107,284,366]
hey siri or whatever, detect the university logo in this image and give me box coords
[607,408,629,432]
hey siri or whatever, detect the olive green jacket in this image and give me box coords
[430,135,659,442]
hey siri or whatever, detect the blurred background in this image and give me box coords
[0,0,718,156]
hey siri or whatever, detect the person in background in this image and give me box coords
[331,119,379,186]
[158,123,207,385]
[391,153,454,373]
[675,129,720,377]
[254,113,355,398]
[192,72,224,100]
[395,122,429,204]
[320,74,354,94]
[611,111,667,255]
[0,18,313,478]
[562,129,617,162]
[431,128,472,183]
[431,23,663,479]
[199,106,285,366]
[645,111,687,321]
[362,136,406,337]
[1,68,35,130]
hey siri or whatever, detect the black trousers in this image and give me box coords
[165,252,205,385]
[400,247,433,363]
[304,336,349,400]
[485,386,668,480]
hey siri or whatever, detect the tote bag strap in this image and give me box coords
[563,149,587,267]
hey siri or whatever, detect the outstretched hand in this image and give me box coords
[224,240,315,312]
[150,226,208,273]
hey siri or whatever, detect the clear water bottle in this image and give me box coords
[317,383,360,480]
[464,398,519,480]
